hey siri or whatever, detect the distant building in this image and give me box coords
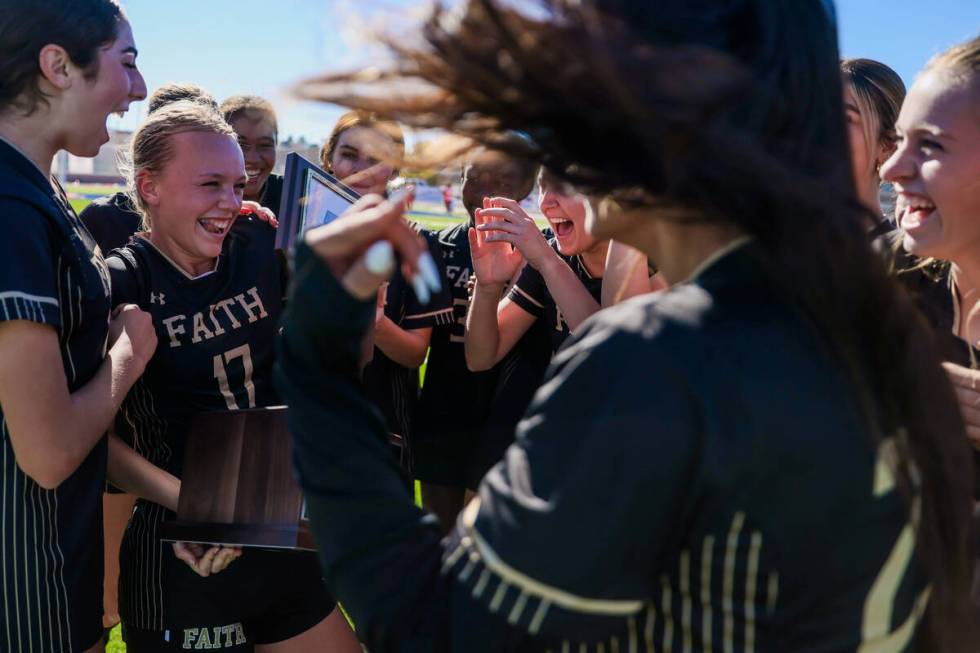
[53,129,132,185]
[274,136,321,174]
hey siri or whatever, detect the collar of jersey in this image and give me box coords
[682,235,754,285]
[135,233,223,282]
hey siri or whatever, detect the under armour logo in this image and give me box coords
[150,292,166,305]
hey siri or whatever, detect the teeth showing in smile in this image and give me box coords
[246,168,261,180]
[198,218,232,235]
[907,199,935,212]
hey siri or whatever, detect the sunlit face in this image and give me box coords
[63,20,147,157]
[880,69,980,262]
[537,170,596,256]
[460,151,534,222]
[143,131,246,264]
[327,126,397,196]
[230,114,277,201]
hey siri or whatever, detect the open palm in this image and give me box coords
[469,209,524,286]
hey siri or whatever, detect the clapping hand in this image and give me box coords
[475,196,552,271]
[469,199,525,289]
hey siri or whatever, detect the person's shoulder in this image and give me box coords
[0,195,56,238]
[557,286,712,369]
[79,191,138,221]
[439,221,467,239]
[229,214,277,246]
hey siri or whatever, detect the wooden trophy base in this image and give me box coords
[160,520,316,551]
[157,406,313,550]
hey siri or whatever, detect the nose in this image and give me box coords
[217,184,242,214]
[879,141,912,185]
[244,146,261,166]
[539,188,558,211]
[129,67,147,102]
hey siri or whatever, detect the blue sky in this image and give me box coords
[113,0,980,144]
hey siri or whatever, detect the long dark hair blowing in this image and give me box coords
[0,0,123,116]
[301,0,973,647]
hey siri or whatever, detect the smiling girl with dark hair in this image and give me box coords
[278,1,974,651]
[0,2,152,651]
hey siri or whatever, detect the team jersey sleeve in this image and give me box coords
[507,261,550,318]
[447,319,702,641]
[401,235,454,330]
[104,252,143,309]
[0,198,61,327]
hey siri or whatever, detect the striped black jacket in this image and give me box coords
[278,238,929,652]
[0,138,113,653]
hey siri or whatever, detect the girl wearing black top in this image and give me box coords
[465,168,608,371]
[104,103,359,653]
[321,111,452,461]
[0,2,154,651]
[277,1,975,651]
[221,95,284,214]
[880,37,980,461]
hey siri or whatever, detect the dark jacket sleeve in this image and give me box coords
[275,243,702,651]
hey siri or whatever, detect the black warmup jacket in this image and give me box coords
[276,238,928,653]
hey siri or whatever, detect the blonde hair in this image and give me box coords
[124,100,236,229]
[927,34,980,81]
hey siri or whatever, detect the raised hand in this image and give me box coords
[468,199,525,288]
[476,197,553,271]
[240,201,278,228]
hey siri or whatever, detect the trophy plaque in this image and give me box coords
[159,406,315,550]
[274,152,360,250]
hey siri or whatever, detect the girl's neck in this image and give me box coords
[148,230,217,278]
[581,240,610,278]
[244,184,263,203]
[0,116,59,178]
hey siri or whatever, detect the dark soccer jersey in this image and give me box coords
[259,173,284,218]
[79,190,141,253]
[107,217,284,478]
[279,238,930,652]
[895,259,980,497]
[361,226,453,443]
[413,223,500,443]
[472,239,605,484]
[107,216,285,630]
[0,138,113,652]
[507,238,604,356]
